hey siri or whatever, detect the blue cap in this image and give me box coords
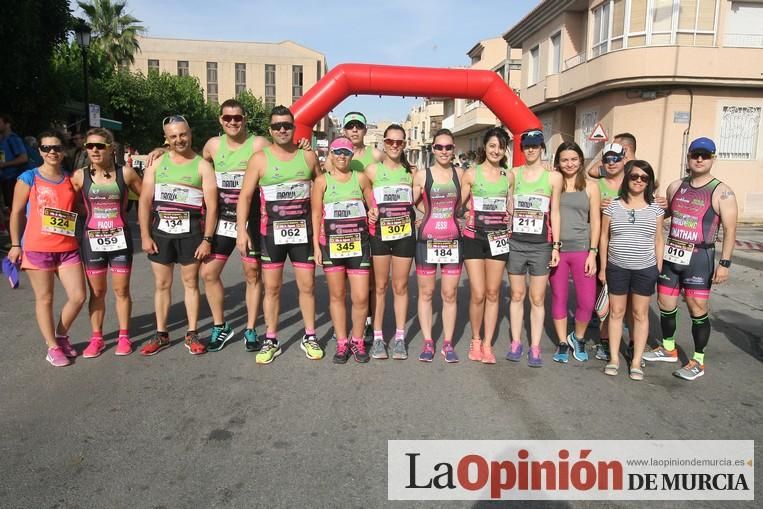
[520,129,544,147]
[688,137,716,154]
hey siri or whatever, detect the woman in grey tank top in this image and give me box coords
[548,142,601,363]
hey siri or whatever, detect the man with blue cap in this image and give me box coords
[646,137,738,380]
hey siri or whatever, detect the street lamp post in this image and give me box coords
[74,20,92,132]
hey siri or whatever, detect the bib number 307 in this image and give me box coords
[274,220,307,245]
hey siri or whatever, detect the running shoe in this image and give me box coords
[46,346,70,367]
[418,340,435,362]
[140,333,170,356]
[256,339,282,364]
[350,338,369,363]
[528,346,543,367]
[371,337,388,359]
[55,335,78,358]
[83,337,105,358]
[184,331,206,355]
[552,343,570,363]
[468,339,482,362]
[505,341,523,362]
[594,342,610,361]
[568,332,588,362]
[115,336,133,356]
[481,344,496,364]
[333,339,350,364]
[243,329,261,352]
[642,346,678,363]
[673,359,704,381]
[207,323,235,352]
[300,334,324,360]
[441,341,459,363]
[391,338,407,360]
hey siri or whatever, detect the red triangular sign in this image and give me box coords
[588,123,608,141]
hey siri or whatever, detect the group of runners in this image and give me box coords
[6,101,738,382]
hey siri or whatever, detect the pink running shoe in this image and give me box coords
[55,335,78,358]
[83,337,106,358]
[468,339,482,362]
[481,343,497,364]
[115,336,133,356]
[46,346,71,367]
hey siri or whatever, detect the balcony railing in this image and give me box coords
[724,33,763,48]
[564,52,586,70]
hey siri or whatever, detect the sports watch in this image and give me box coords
[719,259,732,268]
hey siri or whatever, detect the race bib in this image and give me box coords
[664,238,694,265]
[487,230,511,256]
[473,196,507,213]
[216,219,237,239]
[87,228,128,252]
[42,208,77,237]
[216,171,245,190]
[373,185,412,204]
[261,181,311,202]
[329,233,362,259]
[154,183,203,207]
[380,216,412,241]
[513,211,544,234]
[157,211,190,234]
[274,219,307,245]
[426,239,459,264]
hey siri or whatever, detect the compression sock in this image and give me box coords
[660,307,679,351]
[690,313,710,364]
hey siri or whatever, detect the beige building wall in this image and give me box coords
[505,0,763,219]
[130,36,329,131]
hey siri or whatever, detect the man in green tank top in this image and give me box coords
[237,105,323,365]
[324,112,382,174]
[138,116,218,356]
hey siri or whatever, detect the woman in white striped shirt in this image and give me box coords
[599,160,664,380]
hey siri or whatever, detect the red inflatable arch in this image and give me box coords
[291,63,541,166]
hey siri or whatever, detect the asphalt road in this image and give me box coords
[1,223,761,508]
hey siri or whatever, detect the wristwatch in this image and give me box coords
[203,236,214,244]
[552,241,563,250]
[589,247,599,254]
[719,259,732,268]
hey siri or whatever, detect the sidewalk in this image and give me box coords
[727,225,763,271]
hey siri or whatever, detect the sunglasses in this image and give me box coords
[270,122,294,131]
[521,130,543,140]
[603,155,623,164]
[163,114,187,126]
[384,138,405,148]
[40,145,64,153]
[344,121,365,131]
[689,151,714,160]
[627,209,636,224]
[433,144,455,151]
[331,148,353,157]
[629,173,650,183]
[221,114,244,123]
[85,142,111,150]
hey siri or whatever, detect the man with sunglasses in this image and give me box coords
[587,133,637,179]
[237,105,322,364]
[647,137,738,381]
[138,116,218,356]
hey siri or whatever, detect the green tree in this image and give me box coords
[235,90,271,138]
[77,0,145,68]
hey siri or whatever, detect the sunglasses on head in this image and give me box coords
[270,122,294,132]
[603,154,623,164]
[85,142,111,151]
[344,121,365,131]
[40,145,64,153]
[331,148,353,157]
[384,138,405,148]
[689,151,714,160]
[221,114,244,123]
[433,144,455,152]
[163,114,187,126]
[629,173,650,183]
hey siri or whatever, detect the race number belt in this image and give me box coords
[216,219,237,239]
[513,210,544,234]
[426,239,459,264]
[42,208,77,237]
[664,238,694,265]
[329,233,362,259]
[274,219,307,245]
[380,216,412,241]
[87,228,128,252]
[487,230,510,256]
[157,211,190,234]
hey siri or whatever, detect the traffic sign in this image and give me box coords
[588,122,608,142]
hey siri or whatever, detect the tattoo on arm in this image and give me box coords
[720,190,735,200]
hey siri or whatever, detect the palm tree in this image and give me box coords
[78,0,145,68]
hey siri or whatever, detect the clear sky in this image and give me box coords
[88,0,535,124]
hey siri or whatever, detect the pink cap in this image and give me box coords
[329,137,353,151]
